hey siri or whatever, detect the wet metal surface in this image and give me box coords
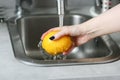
[7,14,120,66]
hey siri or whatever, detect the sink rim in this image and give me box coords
[7,14,120,66]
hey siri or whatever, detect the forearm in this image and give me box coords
[78,4,120,39]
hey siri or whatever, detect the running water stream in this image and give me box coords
[52,0,65,60]
[38,0,66,60]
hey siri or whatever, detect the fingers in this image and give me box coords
[54,27,69,40]
[63,44,75,55]
[75,35,90,46]
[41,26,69,40]
[62,35,90,55]
[41,27,60,40]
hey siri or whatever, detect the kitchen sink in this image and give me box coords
[7,14,120,66]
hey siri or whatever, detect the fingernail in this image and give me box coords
[63,52,67,55]
[49,36,55,40]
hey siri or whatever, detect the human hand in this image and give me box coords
[41,25,91,55]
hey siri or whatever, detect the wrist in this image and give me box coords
[79,18,104,40]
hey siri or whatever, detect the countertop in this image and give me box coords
[1,5,120,79]
[1,22,120,80]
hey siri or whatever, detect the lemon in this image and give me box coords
[42,31,73,55]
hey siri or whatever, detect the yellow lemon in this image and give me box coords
[42,31,73,55]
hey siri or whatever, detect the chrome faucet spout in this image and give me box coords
[57,0,64,15]
[57,0,68,15]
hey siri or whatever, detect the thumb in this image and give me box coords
[54,30,69,40]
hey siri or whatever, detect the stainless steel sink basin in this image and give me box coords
[7,14,120,66]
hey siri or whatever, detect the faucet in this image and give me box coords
[15,0,68,17]
[56,0,68,15]
[56,0,68,27]
[94,0,110,13]
[94,0,120,14]
[57,0,65,15]
[15,0,33,16]
[16,0,33,9]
